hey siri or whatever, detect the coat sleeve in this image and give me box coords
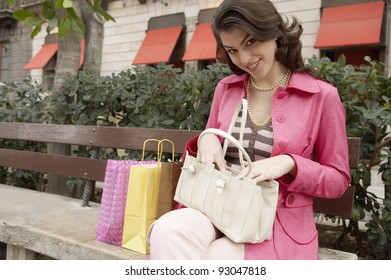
[282,86,351,198]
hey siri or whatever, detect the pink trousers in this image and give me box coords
[147,208,245,260]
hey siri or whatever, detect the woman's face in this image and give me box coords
[219,28,279,80]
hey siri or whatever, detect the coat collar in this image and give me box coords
[219,71,321,94]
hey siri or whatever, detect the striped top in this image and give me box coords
[225,108,274,165]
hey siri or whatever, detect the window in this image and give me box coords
[0,42,10,82]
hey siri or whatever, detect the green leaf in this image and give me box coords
[351,205,362,221]
[25,16,43,27]
[66,8,85,34]
[101,9,116,22]
[58,17,71,38]
[356,84,367,94]
[89,3,116,22]
[364,56,372,63]
[384,199,391,209]
[69,14,85,35]
[160,119,175,126]
[13,9,35,21]
[55,0,64,9]
[47,18,58,30]
[42,0,56,19]
[337,54,346,66]
[372,212,381,224]
[30,26,42,39]
[379,233,388,246]
[63,0,73,8]
[363,108,385,120]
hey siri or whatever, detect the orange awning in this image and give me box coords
[24,40,85,70]
[183,22,216,61]
[133,26,183,65]
[314,1,385,49]
[23,43,58,70]
[79,39,85,68]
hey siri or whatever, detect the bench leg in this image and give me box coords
[6,244,37,260]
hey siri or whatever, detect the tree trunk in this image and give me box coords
[79,0,105,74]
[46,4,83,196]
[46,1,106,197]
[75,1,106,201]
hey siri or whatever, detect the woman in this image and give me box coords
[147,0,350,259]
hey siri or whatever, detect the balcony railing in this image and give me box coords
[0,0,16,12]
[21,0,41,8]
[0,0,42,12]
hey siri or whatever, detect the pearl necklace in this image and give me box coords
[246,70,291,127]
[246,79,272,127]
[250,69,292,92]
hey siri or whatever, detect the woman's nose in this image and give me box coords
[239,51,251,64]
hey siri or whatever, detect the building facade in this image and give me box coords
[0,0,390,83]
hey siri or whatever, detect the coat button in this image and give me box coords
[276,92,287,99]
[287,194,295,205]
[276,115,285,123]
[278,142,288,151]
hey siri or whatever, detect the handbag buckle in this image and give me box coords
[182,165,196,174]
[215,179,226,194]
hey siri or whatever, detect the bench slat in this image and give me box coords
[92,126,201,153]
[0,122,200,153]
[0,149,107,181]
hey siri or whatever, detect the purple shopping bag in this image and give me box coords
[96,159,156,246]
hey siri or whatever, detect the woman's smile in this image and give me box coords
[247,59,260,70]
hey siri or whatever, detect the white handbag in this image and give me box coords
[174,99,279,243]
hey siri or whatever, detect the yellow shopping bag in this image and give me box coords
[121,139,173,254]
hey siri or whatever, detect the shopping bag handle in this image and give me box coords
[198,128,252,179]
[158,139,175,162]
[142,138,175,162]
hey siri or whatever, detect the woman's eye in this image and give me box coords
[246,38,256,46]
[227,49,237,54]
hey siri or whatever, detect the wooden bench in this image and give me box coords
[0,122,360,260]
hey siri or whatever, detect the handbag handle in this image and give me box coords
[198,128,253,179]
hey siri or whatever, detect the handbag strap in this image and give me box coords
[225,99,248,140]
[198,128,252,179]
[222,99,248,167]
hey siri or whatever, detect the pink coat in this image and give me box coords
[184,72,351,259]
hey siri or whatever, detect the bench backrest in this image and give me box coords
[0,122,360,218]
[0,122,199,181]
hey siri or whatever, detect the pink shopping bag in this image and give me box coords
[96,159,156,246]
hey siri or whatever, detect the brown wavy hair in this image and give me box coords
[212,0,319,78]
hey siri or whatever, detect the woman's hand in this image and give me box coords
[241,155,297,182]
[197,134,228,171]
